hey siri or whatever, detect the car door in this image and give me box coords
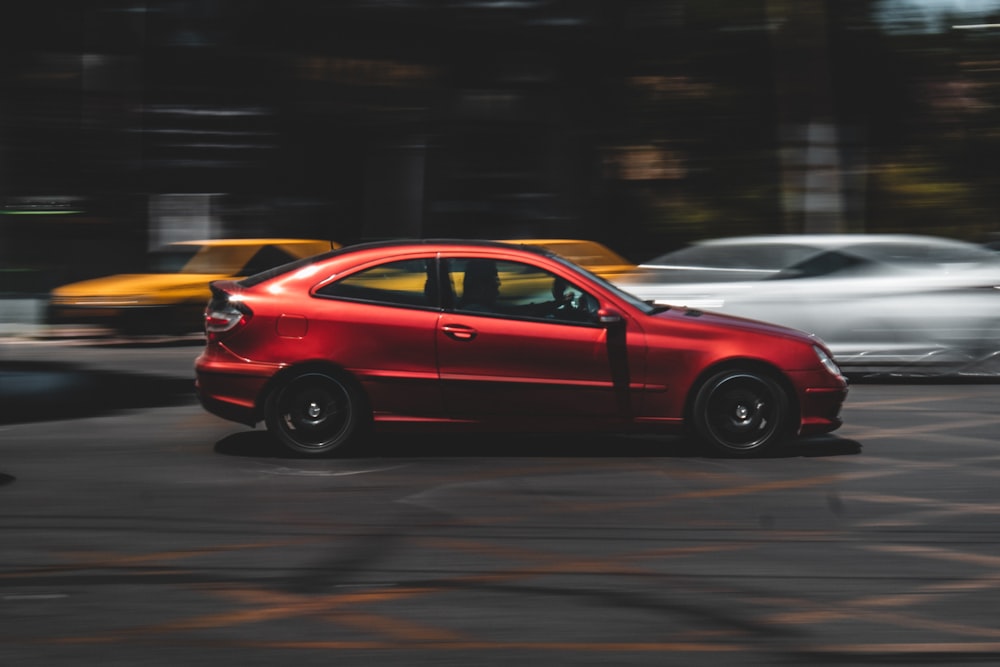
[313,255,443,419]
[435,256,624,423]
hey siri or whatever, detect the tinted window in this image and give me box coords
[240,245,298,276]
[772,250,867,279]
[448,258,598,323]
[147,246,201,273]
[317,258,435,308]
[181,245,257,274]
[240,247,342,287]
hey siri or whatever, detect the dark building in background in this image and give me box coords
[8,1,997,293]
[0,0,731,289]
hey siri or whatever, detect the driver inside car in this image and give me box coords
[456,259,595,321]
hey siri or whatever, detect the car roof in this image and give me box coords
[638,233,1000,273]
[237,238,559,288]
[688,234,970,249]
[341,238,554,255]
[270,237,558,267]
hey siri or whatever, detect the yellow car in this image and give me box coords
[497,238,635,278]
[48,238,339,334]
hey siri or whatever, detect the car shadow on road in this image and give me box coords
[213,430,862,460]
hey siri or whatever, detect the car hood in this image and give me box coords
[651,304,822,345]
[51,273,231,298]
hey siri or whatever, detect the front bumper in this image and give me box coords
[791,363,849,435]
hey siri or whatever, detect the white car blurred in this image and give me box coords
[613,234,1000,376]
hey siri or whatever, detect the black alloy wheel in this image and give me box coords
[692,370,789,455]
[265,371,365,455]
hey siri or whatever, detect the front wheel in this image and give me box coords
[691,370,790,456]
[264,371,367,456]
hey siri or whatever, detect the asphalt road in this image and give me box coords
[2,337,1000,666]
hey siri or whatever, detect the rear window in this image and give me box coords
[147,246,201,273]
[771,250,867,279]
[239,245,299,276]
[181,245,255,274]
[316,258,435,308]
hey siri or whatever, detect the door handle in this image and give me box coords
[442,324,477,341]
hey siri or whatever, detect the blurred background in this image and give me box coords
[3,0,1000,294]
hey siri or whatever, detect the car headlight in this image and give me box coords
[813,345,843,378]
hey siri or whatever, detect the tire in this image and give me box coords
[264,371,367,456]
[691,369,790,456]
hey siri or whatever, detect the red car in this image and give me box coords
[195,240,847,456]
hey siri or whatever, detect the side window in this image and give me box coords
[241,245,298,276]
[774,250,864,280]
[316,258,435,308]
[448,257,598,323]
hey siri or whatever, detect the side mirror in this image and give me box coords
[597,308,624,325]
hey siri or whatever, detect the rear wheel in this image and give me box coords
[691,369,789,456]
[265,371,367,456]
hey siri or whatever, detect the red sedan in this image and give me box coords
[195,240,847,456]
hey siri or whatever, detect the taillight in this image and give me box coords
[204,297,252,338]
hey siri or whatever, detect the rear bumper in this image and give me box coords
[195,384,258,426]
[194,354,280,427]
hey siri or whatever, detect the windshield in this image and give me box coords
[552,255,656,314]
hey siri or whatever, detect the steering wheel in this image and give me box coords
[548,285,598,321]
[561,286,582,310]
